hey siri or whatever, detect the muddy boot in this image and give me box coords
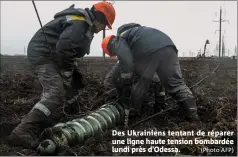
[7,108,51,149]
[154,83,166,113]
[180,98,200,122]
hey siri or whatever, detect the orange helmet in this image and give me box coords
[93,2,115,29]
[101,35,116,57]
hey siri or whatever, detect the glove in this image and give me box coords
[60,57,78,90]
[61,69,86,90]
[71,68,87,89]
[61,70,74,90]
[118,85,131,109]
[118,72,133,108]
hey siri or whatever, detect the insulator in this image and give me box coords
[37,103,125,155]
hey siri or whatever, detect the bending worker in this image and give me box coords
[8,2,116,149]
[104,23,166,113]
[101,23,199,122]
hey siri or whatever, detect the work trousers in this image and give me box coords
[130,46,194,112]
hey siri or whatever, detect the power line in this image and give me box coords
[212,6,229,58]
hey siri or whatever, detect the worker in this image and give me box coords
[101,23,199,122]
[104,60,166,114]
[8,2,116,149]
[104,23,166,113]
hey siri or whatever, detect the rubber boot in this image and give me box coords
[7,108,51,149]
[154,83,166,113]
[180,98,200,122]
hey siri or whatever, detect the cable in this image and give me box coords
[31,0,52,53]
[164,62,221,101]
[189,63,220,89]
[131,103,178,128]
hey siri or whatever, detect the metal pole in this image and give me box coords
[203,44,207,57]
[218,7,222,58]
[222,35,225,57]
[103,28,106,60]
[102,0,106,60]
[213,6,229,58]
[101,0,115,60]
[32,0,52,53]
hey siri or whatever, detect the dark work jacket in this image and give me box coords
[115,23,178,76]
[27,5,94,70]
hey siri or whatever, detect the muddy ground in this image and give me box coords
[0,56,237,156]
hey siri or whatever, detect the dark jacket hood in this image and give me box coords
[117,23,141,35]
[54,5,93,26]
[54,4,82,18]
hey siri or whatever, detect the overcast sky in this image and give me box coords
[1,1,237,57]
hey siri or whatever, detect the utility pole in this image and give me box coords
[102,28,106,60]
[213,6,229,58]
[102,0,115,60]
[102,0,106,60]
[221,35,226,57]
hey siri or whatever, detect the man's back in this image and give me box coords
[121,26,177,58]
[27,6,93,66]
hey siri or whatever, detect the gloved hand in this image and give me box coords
[118,72,133,107]
[61,70,74,90]
[61,68,86,90]
[119,85,131,109]
[71,68,87,89]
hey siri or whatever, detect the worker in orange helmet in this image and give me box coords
[8,1,116,149]
[101,23,200,122]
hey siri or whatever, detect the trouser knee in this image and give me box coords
[40,88,65,112]
[168,84,194,102]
